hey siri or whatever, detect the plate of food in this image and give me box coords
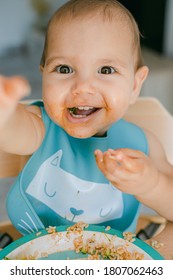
[0,222,164,260]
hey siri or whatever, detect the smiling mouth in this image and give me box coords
[68,106,100,118]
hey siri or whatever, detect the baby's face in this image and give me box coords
[42,16,146,138]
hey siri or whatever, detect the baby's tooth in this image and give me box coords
[84,106,92,110]
[77,106,93,110]
[73,114,87,118]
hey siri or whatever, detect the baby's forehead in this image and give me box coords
[49,7,137,46]
[50,7,133,30]
[49,14,135,56]
[53,13,131,38]
[41,3,142,68]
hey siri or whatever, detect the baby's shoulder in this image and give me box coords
[26,104,42,118]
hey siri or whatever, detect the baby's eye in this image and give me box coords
[55,65,73,74]
[98,66,116,74]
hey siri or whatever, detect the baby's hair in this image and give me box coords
[40,0,143,69]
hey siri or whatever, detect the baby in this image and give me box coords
[1,0,173,235]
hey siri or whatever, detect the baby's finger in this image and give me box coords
[95,149,111,175]
[94,149,103,165]
[95,151,130,186]
[95,150,120,179]
[102,150,121,170]
[108,150,144,173]
[95,150,141,191]
[0,76,31,101]
[108,148,145,159]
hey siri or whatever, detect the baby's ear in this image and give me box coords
[130,66,149,104]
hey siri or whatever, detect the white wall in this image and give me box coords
[0,0,35,55]
[0,0,68,56]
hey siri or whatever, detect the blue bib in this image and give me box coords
[7,102,148,235]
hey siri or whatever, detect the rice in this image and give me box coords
[150,239,164,249]
[72,227,144,260]
[65,223,144,259]
[73,235,144,260]
[105,226,111,231]
[46,226,56,234]
[67,222,89,233]
[123,231,136,243]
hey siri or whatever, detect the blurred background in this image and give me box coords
[0,0,173,112]
[0,0,173,222]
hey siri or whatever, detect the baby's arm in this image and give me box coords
[95,130,173,221]
[0,75,45,155]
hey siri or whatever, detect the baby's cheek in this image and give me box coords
[44,102,62,123]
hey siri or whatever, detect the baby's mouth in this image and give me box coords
[68,106,99,118]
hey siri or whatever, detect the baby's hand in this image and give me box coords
[95,148,159,197]
[0,75,30,127]
[0,75,30,103]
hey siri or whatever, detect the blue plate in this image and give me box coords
[0,225,164,260]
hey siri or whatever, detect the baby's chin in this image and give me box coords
[65,127,107,139]
[66,130,95,139]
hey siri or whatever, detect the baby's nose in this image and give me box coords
[71,75,96,96]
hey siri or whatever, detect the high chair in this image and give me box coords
[124,97,173,239]
[124,96,173,165]
[0,97,173,242]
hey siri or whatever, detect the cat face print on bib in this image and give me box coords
[26,150,124,223]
